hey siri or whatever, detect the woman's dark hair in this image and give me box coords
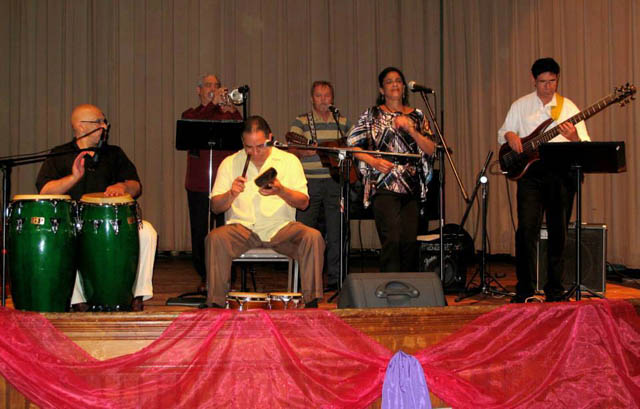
[376,66,409,106]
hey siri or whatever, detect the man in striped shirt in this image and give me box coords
[289,81,352,289]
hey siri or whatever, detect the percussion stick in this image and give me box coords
[241,154,251,178]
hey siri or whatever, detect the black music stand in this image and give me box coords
[539,141,626,301]
[167,119,244,307]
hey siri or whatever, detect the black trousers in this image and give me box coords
[371,190,419,272]
[187,190,224,280]
[296,177,342,285]
[515,162,576,297]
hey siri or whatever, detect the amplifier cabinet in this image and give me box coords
[536,223,607,293]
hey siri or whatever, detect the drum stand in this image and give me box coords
[456,151,511,301]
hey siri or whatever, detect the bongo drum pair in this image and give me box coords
[7,193,140,312]
[225,291,304,311]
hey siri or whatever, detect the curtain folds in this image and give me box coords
[1,0,638,267]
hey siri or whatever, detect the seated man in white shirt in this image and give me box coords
[204,116,324,308]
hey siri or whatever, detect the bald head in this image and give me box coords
[70,104,107,148]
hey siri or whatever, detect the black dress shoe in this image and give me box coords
[545,292,566,303]
[510,294,534,304]
[304,298,319,309]
[323,283,338,292]
[131,296,144,311]
[72,302,90,312]
[198,302,224,309]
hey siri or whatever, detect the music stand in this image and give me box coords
[539,141,626,301]
[167,119,244,307]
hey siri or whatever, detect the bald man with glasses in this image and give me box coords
[36,104,157,311]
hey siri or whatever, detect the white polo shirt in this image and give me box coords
[211,147,308,241]
[498,91,590,145]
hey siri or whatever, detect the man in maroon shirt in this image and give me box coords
[182,74,243,291]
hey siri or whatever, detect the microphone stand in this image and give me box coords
[0,145,98,306]
[326,108,350,302]
[416,90,468,283]
[455,151,510,301]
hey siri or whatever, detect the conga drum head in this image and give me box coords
[268,292,304,310]
[8,195,75,312]
[79,192,134,204]
[226,292,270,311]
[77,193,139,311]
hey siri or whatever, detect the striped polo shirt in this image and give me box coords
[288,109,352,179]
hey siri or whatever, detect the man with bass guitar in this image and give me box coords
[288,81,352,290]
[498,57,590,303]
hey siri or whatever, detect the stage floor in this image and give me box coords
[143,252,640,312]
[4,252,639,312]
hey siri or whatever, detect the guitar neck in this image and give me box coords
[535,93,616,144]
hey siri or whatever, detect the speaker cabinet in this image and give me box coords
[418,224,474,293]
[337,272,446,308]
[536,223,607,293]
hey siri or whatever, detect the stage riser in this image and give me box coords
[2,301,639,409]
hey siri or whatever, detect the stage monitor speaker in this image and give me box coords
[536,223,607,293]
[337,272,445,309]
[418,224,474,293]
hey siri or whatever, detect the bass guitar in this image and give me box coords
[285,131,359,183]
[498,83,636,180]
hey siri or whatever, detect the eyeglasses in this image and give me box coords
[243,141,270,150]
[81,118,109,126]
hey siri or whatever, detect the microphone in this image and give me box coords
[88,124,110,169]
[328,105,339,115]
[408,81,435,94]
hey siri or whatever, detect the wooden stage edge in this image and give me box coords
[2,300,639,409]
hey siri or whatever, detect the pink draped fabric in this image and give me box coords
[418,300,640,408]
[0,300,638,408]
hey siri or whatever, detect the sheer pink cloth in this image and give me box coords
[0,300,638,408]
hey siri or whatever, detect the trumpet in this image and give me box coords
[209,86,248,106]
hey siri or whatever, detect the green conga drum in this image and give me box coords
[8,195,76,312]
[77,193,139,311]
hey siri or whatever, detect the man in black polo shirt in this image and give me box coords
[36,104,157,311]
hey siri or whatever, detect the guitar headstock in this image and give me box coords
[614,83,636,106]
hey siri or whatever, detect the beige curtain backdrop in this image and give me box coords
[1,0,638,268]
[441,0,640,268]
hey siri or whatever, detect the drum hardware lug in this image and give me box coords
[93,220,102,232]
[76,219,84,231]
[15,218,23,233]
[136,202,143,229]
[109,219,121,235]
[51,218,59,234]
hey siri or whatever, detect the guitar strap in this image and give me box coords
[305,112,318,144]
[550,93,564,122]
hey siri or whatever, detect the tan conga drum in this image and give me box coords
[268,292,303,310]
[225,291,270,311]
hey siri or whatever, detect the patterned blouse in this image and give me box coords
[346,106,435,208]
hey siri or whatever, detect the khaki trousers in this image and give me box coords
[205,222,324,306]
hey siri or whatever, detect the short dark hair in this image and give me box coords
[531,58,560,79]
[243,115,271,137]
[376,66,409,106]
[310,81,334,98]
